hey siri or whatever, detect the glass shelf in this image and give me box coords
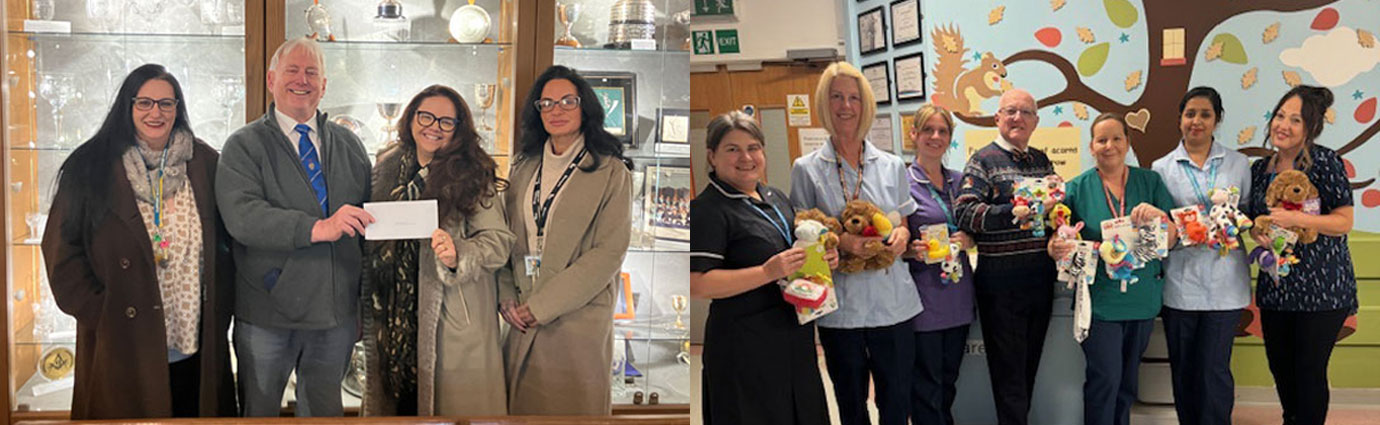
[6,31,246,41]
[318,39,512,48]
[615,316,691,341]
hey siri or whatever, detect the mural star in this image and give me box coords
[1119,33,1130,43]
[1053,105,1064,115]
[950,140,960,150]
[1354,90,1365,100]
[973,52,983,61]
[1264,110,1274,120]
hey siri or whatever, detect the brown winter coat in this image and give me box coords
[41,140,236,419]
[500,152,631,415]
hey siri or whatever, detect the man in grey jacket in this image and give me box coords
[216,37,373,417]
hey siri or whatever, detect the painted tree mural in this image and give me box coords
[934,0,1379,194]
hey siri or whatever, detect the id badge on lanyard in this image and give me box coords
[527,148,589,278]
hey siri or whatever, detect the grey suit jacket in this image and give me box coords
[216,104,371,329]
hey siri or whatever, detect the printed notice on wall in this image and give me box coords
[963,127,1082,179]
[787,94,811,126]
[798,127,830,155]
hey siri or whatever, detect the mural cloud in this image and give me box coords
[1279,27,1380,87]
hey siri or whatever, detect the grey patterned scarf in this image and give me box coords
[123,129,194,203]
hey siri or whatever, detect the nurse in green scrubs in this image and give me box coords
[1048,112,1177,425]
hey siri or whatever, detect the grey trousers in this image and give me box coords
[234,318,357,417]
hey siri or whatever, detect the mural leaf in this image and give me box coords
[1311,8,1339,31]
[1326,107,1337,124]
[1103,0,1139,29]
[1242,67,1258,89]
[989,6,1005,25]
[1263,22,1280,44]
[1073,103,1089,120]
[1078,42,1111,77]
[1210,33,1248,64]
[1238,126,1256,145]
[1282,71,1303,87]
[1036,27,1063,48]
[1359,29,1376,49]
[1204,42,1223,62]
[1051,0,1066,12]
[1356,98,1377,124]
[1077,27,1096,44]
[1125,70,1142,91]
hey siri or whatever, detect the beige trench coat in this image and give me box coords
[499,152,631,415]
[362,147,514,416]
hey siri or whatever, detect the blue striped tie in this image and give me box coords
[294,124,328,215]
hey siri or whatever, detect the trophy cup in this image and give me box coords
[555,2,582,48]
[31,0,55,20]
[605,0,656,49]
[377,102,402,144]
[670,294,688,330]
[214,75,244,142]
[342,341,366,397]
[38,73,76,148]
[87,0,120,32]
[673,10,692,51]
[305,0,335,41]
[473,83,496,131]
[374,0,409,41]
[25,213,47,244]
[448,1,490,43]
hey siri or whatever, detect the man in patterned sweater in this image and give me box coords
[954,89,1058,425]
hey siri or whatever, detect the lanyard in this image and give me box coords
[1098,167,1128,218]
[531,148,589,240]
[1179,158,1219,207]
[742,198,792,246]
[142,146,171,228]
[835,143,865,203]
[909,166,957,232]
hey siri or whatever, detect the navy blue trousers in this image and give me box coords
[1080,318,1153,425]
[912,324,969,425]
[819,320,915,425]
[1162,307,1240,425]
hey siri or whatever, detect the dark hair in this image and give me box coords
[705,110,765,151]
[397,84,508,223]
[56,64,192,236]
[517,65,631,171]
[1263,85,1334,171]
[1179,86,1224,123]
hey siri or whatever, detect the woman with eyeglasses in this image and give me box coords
[41,64,236,418]
[359,85,514,416]
[499,65,632,415]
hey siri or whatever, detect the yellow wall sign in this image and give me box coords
[963,127,1082,179]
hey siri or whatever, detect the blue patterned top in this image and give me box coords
[1245,145,1357,313]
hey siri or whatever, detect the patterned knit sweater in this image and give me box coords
[954,141,1057,290]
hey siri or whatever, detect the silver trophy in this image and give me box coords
[555,2,582,48]
[31,0,55,20]
[374,0,409,41]
[38,73,76,147]
[305,0,334,41]
[342,341,366,397]
[377,102,402,144]
[605,0,656,49]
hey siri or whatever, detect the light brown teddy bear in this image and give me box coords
[1255,169,1320,244]
[836,199,898,273]
[794,208,842,250]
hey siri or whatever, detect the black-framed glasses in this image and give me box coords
[535,95,581,112]
[132,97,179,112]
[415,111,458,132]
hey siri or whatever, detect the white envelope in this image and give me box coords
[363,199,438,240]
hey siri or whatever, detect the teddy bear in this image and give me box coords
[837,199,898,273]
[1254,169,1320,244]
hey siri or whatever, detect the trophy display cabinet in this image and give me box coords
[0,0,691,421]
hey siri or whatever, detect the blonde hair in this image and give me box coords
[814,62,877,141]
[910,104,954,133]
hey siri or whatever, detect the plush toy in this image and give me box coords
[1011,175,1066,237]
[1100,234,1138,291]
[1255,169,1320,244]
[1047,203,1074,231]
[1207,187,1253,254]
[939,242,964,284]
[787,210,843,323]
[837,200,899,273]
[925,239,951,262]
[1171,206,1210,246]
[1132,218,1169,264]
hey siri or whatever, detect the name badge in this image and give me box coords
[524,255,542,277]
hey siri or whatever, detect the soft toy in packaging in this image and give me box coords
[837,200,900,273]
[1171,206,1211,247]
[1207,187,1253,254]
[1011,175,1066,237]
[786,209,842,324]
[1254,169,1320,244]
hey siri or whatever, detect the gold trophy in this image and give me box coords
[671,294,688,330]
[555,2,583,48]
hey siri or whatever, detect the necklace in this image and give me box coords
[142,146,172,268]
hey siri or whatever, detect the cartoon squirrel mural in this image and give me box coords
[930,24,1012,116]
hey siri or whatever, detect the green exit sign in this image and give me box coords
[693,0,734,16]
[715,29,740,54]
[693,31,715,55]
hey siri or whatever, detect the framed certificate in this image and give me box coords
[890,0,922,47]
[894,52,927,101]
[857,6,887,55]
[645,165,691,242]
[862,61,891,105]
[583,71,638,146]
[870,114,895,152]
